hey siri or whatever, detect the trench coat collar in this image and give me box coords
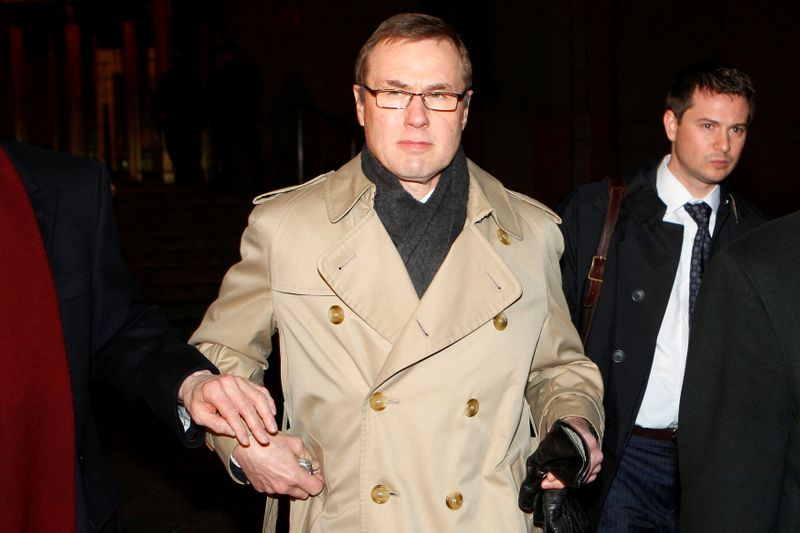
[324,152,524,239]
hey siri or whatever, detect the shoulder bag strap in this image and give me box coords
[580,176,625,344]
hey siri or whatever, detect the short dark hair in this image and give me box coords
[354,13,472,91]
[665,61,756,122]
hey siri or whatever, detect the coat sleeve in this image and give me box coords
[87,162,217,447]
[556,184,607,330]
[188,203,277,480]
[678,248,790,532]
[525,215,605,440]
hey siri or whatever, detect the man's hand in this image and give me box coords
[540,416,603,490]
[233,432,324,499]
[178,370,278,446]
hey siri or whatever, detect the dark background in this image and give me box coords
[2,1,797,531]
[1,0,797,214]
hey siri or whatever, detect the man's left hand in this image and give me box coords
[540,416,603,490]
[178,370,278,446]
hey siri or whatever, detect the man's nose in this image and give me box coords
[714,131,731,153]
[404,94,430,128]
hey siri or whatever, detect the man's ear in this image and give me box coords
[460,90,473,131]
[353,84,365,127]
[663,109,678,142]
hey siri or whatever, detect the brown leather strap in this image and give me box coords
[581,176,625,343]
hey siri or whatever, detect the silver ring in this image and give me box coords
[298,457,314,475]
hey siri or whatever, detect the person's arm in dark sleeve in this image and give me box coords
[679,249,789,532]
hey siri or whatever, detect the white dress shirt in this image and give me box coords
[635,155,720,429]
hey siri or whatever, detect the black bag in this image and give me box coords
[518,420,590,533]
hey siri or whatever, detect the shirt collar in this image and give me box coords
[656,155,721,215]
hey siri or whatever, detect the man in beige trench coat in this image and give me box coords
[190,12,605,532]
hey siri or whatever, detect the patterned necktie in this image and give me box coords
[684,202,712,323]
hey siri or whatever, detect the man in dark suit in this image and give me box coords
[0,139,278,532]
[679,211,800,532]
[558,62,767,531]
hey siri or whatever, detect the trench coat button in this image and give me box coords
[369,391,389,411]
[497,228,512,246]
[465,399,480,417]
[631,289,645,302]
[612,349,625,363]
[371,484,391,504]
[445,491,464,510]
[328,305,344,324]
[493,312,508,331]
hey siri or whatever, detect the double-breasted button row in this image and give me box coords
[371,392,478,417]
[370,484,463,510]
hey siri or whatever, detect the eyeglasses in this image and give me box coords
[361,85,468,112]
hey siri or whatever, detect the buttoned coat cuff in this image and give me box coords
[539,392,604,442]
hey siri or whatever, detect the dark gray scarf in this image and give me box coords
[361,146,469,297]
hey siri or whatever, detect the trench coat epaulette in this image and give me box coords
[251,170,335,205]
[506,189,562,224]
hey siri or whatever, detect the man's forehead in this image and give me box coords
[682,89,751,120]
[365,37,463,78]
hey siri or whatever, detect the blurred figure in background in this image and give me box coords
[0,139,278,533]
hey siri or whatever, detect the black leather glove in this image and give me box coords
[519,419,591,533]
[536,489,590,533]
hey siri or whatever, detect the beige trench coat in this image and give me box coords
[190,154,604,532]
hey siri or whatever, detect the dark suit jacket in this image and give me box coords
[679,211,800,532]
[2,139,217,532]
[557,162,766,515]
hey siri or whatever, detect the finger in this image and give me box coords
[248,395,278,435]
[231,417,253,447]
[213,402,254,446]
[212,385,271,444]
[296,470,325,496]
[541,478,566,490]
[234,382,278,436]
[236,404,271,445]
[247,382,277,417]
[192,411,236,437]
[268,394,277,417]
[286,487,312,500]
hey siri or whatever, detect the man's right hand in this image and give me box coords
[232,432,325,499]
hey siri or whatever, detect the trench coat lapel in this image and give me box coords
[372,164,524,389]
[318,208,419,344]
[318,156,420,345]
[319,156,525,389]
[371,221,522,389]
